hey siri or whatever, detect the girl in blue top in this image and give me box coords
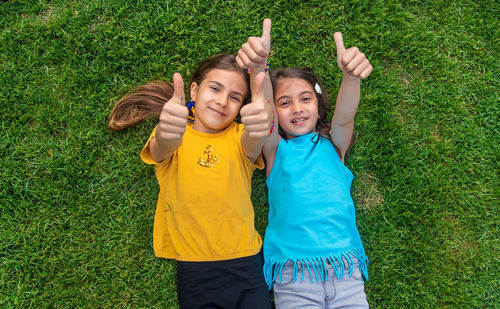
[237,30,373,308]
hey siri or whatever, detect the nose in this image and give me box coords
[216,94,228,107]
[291,101,302,114]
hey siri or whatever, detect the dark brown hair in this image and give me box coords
[270,67,355,160]
[108,54,250,130]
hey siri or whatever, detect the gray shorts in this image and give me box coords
[273,258,368,309]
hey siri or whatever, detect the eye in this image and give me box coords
[302,96,312,103]
[278,100,290,107]
[210,86,219,92]
[231,95,242,103]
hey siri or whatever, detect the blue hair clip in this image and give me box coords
[187,100,195,124]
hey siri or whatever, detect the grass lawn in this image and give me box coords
[1,0,498,307]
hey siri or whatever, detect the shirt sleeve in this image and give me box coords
[140,126,172,166]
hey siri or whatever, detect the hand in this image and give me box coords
[236,18,271,72]
[334,32,373,79]
[240,72,273,138]
[155,73,189,144]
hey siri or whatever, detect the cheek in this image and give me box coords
[275,109,288,123]
[230,102,243,117]
[311,102,320,118]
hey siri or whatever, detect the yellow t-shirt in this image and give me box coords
[141,122,264,261]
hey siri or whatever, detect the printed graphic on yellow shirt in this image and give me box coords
[198,145,219,167]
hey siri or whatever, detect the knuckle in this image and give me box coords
[164,102,174,111]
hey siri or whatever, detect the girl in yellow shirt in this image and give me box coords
[108,20,274,308]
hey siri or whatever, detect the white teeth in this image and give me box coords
[292,118,306,123]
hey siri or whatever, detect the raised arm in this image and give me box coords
[236,18,280,172]
[240,71,273,163]
[330,32,372,162]
[149,73,189,163]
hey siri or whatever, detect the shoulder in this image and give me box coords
[319,136,343,158]
[140,126,165,165]
[232,122,245,137]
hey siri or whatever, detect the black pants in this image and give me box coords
[176,254,272,309]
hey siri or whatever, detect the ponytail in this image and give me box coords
[108,54,247,130]
[108,81,174,130]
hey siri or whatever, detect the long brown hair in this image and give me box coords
[270,67,356,160]
[108,54,250,130]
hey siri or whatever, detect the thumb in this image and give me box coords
[334,32,345,66]
[261,18,271,53]
[172,73,186,105]
[251,72,266,102]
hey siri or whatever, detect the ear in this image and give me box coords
[190,82,199,101]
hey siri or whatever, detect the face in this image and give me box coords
[274,78,319,139]
[190,69,248,134]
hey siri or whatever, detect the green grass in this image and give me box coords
[1,0,498,307]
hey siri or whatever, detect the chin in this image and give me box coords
[291,128,314,137]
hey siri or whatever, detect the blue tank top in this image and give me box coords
[264,133,368,288]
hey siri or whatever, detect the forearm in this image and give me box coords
[257,71,280,159]
[332,74,360,127]
[330,74,360,158]
[249,64,272,98]
[262,72,274,108]
[149,136,182,163]
[241,132,267,164]
[262,98,279,161]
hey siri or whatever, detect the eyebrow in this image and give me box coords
[276,95,290,102]
[299,91,314,96]
[276,91,314,101]
[208,81,245,98]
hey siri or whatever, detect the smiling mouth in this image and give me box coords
[291,117,307,124]
[209,107,226,117]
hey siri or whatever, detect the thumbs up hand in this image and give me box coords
[334,32,372,79]
[236,18,272,72]
[156,73,189,145]
[240,72,273,138]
